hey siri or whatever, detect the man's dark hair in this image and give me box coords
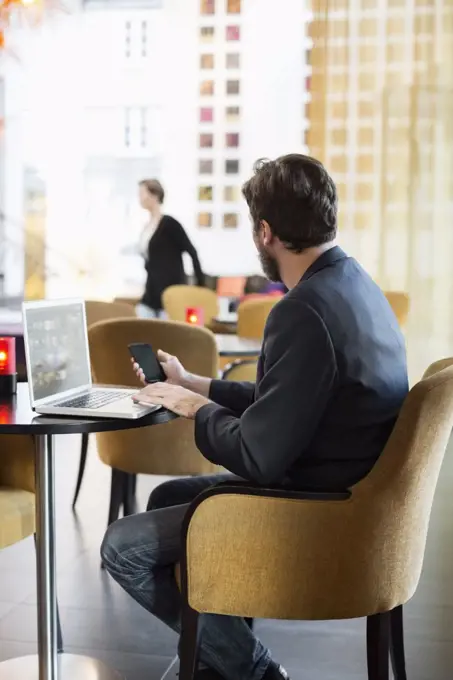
[139,179,165,204]
[242,154,338,252]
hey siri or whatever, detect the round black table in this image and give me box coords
[215,333,261,357]
[0,383,175,680]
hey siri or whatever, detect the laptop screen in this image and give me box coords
[24,301,91,403]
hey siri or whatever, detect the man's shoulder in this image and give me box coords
[282,277,330,314]
[287,255,375,309]
[265,293,328,339]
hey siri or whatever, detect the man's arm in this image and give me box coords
[141,350,256,414]
[194,299,337,485]
[181,374,256,416]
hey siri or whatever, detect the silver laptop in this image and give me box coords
[23,298,159,419]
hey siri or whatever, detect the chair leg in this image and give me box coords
[390,605,407,680]
[72,433,89,509]
[179,603,200,680]
[367,612,390,680]
[123,473,138,517]
[107,469,126,526]
[57,604,64,653]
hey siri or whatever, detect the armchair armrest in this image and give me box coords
[180,483,362,622]
[209,479,351,502]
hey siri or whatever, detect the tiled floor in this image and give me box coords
[1,432,453,679]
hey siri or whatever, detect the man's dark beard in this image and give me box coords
[257,244,282,283]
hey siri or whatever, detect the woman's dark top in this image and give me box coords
[141,215,204,311]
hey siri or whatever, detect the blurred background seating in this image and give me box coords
[222,359,258,382]
[162,285,219,326]
[72,300,137,509]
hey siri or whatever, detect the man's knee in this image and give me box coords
[147,474,227,512]
[101,517,132,574]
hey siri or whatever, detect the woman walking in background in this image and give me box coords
[136,179,205,318]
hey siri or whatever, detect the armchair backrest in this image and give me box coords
[344,362,453,613]
[237,297,280,340]
[85,300,136,329]
[0,436,35,493]
[162,286,219,325]
[88,318,220,476]
[384,291,409,329]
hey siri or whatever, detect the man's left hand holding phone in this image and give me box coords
[128,344,212,419]
[128,343,167,385]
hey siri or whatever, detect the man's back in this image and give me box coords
[268,246,408,490]
[195,249,407,490]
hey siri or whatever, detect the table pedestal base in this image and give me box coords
[0,654,123,680]
[160,656,178,680]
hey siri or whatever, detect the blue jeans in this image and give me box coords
[101,475,272,679]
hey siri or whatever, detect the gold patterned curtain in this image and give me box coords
[308,0,453,380]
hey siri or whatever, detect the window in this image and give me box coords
[199,159,214,174]
[226,132,239,147]
[200,54,215,69]
[199,133,214,148]
[200,107,214,122]
[199,186,213,201]
[226,25,240,41]
[331,128,347,145]
[224,186,239,202]
[200,0,215,15]
[355,182,373,202]
[125,21,131,58]
[124,108,131,147]
[226,106,240,122]
[198,212,212,227]
[226,80,240,95]
[200,26,215,42]
[226,160,239,174]
[141,20,148,58]
[226,53,240,68]
[224,213,239,228]
[200,80,215,96]
[358,128,374,145]
[227,0,241,13]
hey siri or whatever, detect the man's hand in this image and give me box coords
[131,349,212,398]
[132,350,188,387]
[133,382,211,419]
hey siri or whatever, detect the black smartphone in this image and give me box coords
[128,343,167,384]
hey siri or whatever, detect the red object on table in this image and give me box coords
[186,307,204,326]
[0,337,16,374]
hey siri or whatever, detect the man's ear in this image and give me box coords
[261,220,273,246]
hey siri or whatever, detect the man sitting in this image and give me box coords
[101,154,408,680]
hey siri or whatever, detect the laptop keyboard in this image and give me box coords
[55,390,128,410]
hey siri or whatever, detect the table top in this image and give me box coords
[215,334,261,357]
[0,308,23,336]
[0,383,176,435]
[212,313,238,326]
